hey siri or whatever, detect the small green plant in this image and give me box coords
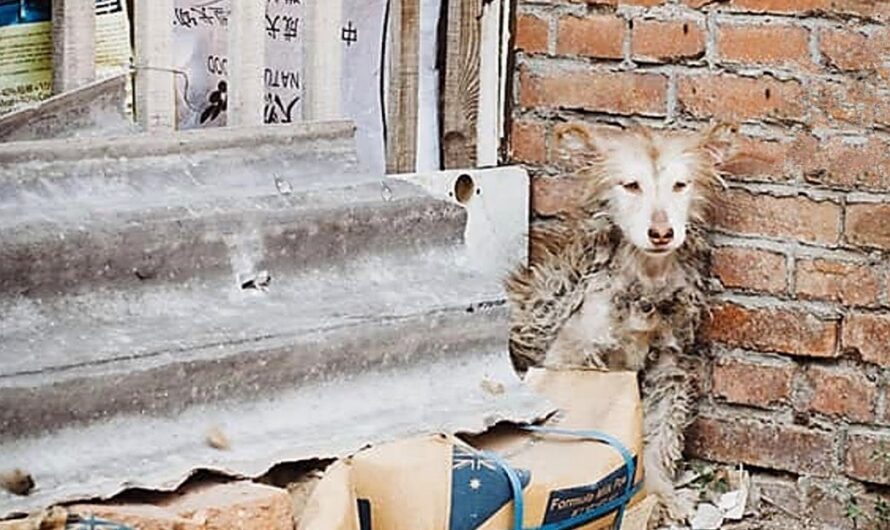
[845,495,866,530]
[841,489,890,530]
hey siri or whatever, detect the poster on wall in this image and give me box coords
[340,0,389,175]
[173,0,391,174]
[172,0,304,129]
[0,0,132,116]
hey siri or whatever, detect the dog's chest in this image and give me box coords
[556,269,702,370]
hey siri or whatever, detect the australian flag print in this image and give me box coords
[449,446,531,530]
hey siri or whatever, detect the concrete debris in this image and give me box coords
[690,503,724,530]
[205,426,231,451]
[479,375,506,395]
[718,467,750,521]
[0,470,34,497]
[718,490,746,521]
[686,464,752,529]
[0,506,66,530]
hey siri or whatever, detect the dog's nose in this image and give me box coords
[648,226,674,246]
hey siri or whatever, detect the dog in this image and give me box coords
[506,122,735,524]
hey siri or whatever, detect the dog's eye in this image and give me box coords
[622,181,641,193]
[673,181,689,192]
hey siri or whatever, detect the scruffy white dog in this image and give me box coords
[507,122,735,524]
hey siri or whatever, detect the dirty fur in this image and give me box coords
[506,123,733,525]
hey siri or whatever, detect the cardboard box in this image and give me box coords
[301,370,656,530]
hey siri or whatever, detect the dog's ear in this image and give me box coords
[554,123,603,162]
[699,122,737,166]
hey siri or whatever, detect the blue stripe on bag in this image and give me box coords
[68,516,135,530]
[476,426,642,530]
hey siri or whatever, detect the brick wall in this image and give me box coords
[509,0,890,525]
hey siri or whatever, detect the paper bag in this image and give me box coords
[301,370,656,530]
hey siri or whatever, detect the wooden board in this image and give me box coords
[227,0,265,126]
[386,0,420,173]
[134,0,175,131]
[476,0,500,167]
[441,0,480,169]
[51,0,96,94]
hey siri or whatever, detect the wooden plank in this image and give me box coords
[51,0,96,94]
[441,0,481,169]
[476,0,500,167]
[228,1,266,127]
[134,0,175,131]
[304,1,343,120]
[385,0,420,173]
[498,0,512,163]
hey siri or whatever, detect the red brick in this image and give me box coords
[812,80,890,129]
[631,20,705,62]
[752,476,802,515]
[167,482,293,530]
[718,24,811,68]
[712,189,840,245]
[72,482,293,530]
[516,14,549,54]
[572,0,665,5]
[531,176,585,217]
[846,432,890,484]
[798,477,877,527]
[795,259,880,306]
[802,137,890,192]
[705,303,839,358]
[820,28,888,76]
[728,0,890,19]
[722,135,816,183]
[711,247,786,294]
[71,504,201,530]
[557,15,625,59]
[712,358,794,407]
[843,312,890,366]
[687,417,835,476]
[728,0,827,12]
[510,119,547,164]
[846,203,890,250]
[520,69,667,115]
[677,74,806,121]
[800,366,877,422]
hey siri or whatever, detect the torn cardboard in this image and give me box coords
[301,370,657,530]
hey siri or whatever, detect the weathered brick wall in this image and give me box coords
[510,0,890,524]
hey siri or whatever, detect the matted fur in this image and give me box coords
[506,123,734,524]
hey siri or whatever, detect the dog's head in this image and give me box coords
[560,123,735,256]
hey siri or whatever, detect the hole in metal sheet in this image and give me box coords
[454,174,475,205]
[240,270,272,291]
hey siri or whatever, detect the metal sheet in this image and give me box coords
[0,123,544,518]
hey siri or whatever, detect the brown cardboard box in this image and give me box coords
[301,370,656,530]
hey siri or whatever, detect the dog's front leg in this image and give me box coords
[641,353,695,525]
